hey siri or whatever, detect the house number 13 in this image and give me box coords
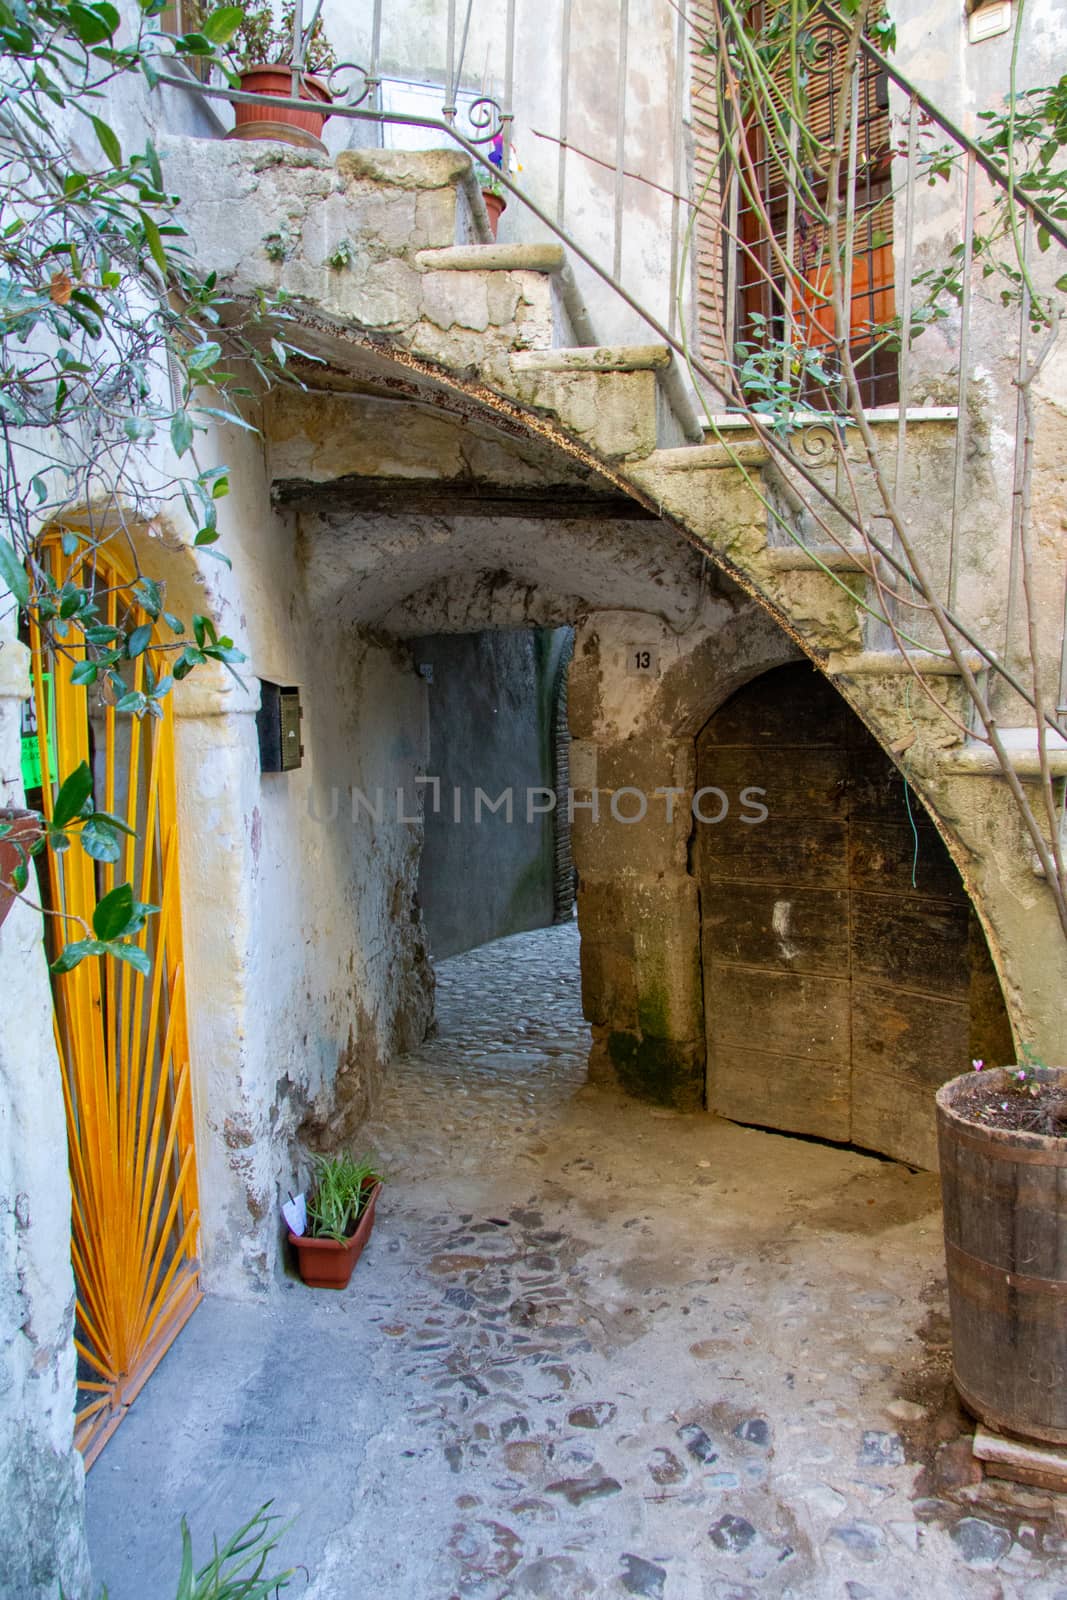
[627,648,659,676]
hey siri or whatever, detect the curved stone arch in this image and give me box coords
[279,324,1041,1061]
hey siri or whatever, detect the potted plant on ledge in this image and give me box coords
[226,2,337,153]
[287,1152,383,1289]
[937,1058,1067,1451]
[478,164,507,239]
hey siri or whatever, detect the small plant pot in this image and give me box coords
[0,810,43,933]
[228,65,332,154]
[937,1067,1067,1444]
[288,1181,381,1288]
[482,190,506,240]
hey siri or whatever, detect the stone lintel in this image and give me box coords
[636,442,770,473]
[828,649,985,677]
[511,345,672,374]
[414,243,566,275]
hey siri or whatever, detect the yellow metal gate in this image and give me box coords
[28,537,201,1466]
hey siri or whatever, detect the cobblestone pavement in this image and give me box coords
[87,924,1067,1600]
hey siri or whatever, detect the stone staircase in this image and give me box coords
[164,136,1067,1058]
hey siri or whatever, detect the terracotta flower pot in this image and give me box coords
[482,190,506,240]
[288,1181,381,1289]
[228,65,332,154]
[0,809,43,932]
[937,1067,1067,1445]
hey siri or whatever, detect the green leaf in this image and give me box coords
[92,882,134,941]
[200,5,245,44]
[132,578,162,617]
[126,624,152,658]
[53,762,93,828]
[0,538,28,607]
[114,690,146,714]
[170,411,194,457]
[51,939,105,974]
[10,860,27,894]
[163,611,185,635]
[79,818,122,863]
[140,211,167,275]
[109,941,151,975]
[66,3,120,45]
[88,113,122,168]
[70,659,99,686]
[186,341,222,375]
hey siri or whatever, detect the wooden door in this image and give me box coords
[695,663,1011,1166]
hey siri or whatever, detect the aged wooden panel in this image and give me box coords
[698,816,849,888]
[696,662,1011,1160]
[850,892,970,998]
[969,912,1016,1067]
[710,1042,852,1141]
[700,663,847,747]
[851,1069,940,1169]
[701,886,849,975]
[707,964,850,1064]
[696,745,848,819]
[848,820,962,901]
[852,981,971,1091]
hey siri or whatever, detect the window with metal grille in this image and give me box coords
[733,3,899,411]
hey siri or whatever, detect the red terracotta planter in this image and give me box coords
[228,65,332,153]
[482,190,506,240]
[288,1181,381,1289]
[0,810,43,932]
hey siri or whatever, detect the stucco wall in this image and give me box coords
[415,627,568,959]
[169,419,435,1296]
[0,642,90,1598]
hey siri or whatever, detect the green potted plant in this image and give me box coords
[287,1152,383,1289]
[226,2,337,153]
[936,1057,1067,1446]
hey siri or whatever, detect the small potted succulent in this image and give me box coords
[227,2,337,152]
[287,1152,383,1289]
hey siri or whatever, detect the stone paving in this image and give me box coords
[87,923,1067,1599]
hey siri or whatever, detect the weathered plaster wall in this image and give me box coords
[168,418,435,1296]
[0,637,91,1597]
[415,628,567,959]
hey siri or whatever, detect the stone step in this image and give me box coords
[941,726,1067,777]
[511,345,704,451]
[415,242,596,349]
[827,649,986,677]
[766,544,871,573]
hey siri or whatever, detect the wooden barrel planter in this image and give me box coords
[937,1067,1067,1445]
[227,66,332,154]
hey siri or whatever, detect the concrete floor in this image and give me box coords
[86,924,1067,1598]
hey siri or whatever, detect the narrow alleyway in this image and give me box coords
[87,926,1067,1599]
